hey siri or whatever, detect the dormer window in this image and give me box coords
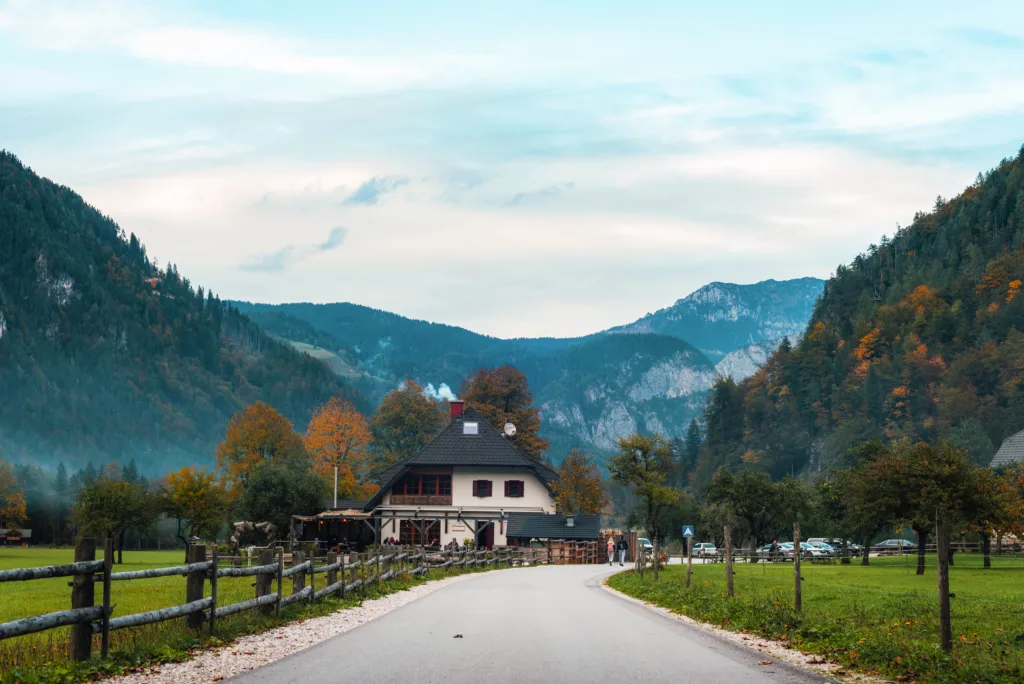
[463,421,479,435]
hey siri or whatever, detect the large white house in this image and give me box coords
[364,401,561,548]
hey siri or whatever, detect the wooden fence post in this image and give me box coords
[292,550,305,597]
[101,538,113,657]
[70,537,96,662]
[256,548,274,615]
[186,544,207,628]
[275,547,284,617]
[327,551,337,594]
[340,550,346,599]
[209,549,219,635]
[793,522,802,613]
[937,509,952,652]
[724,526,734,598]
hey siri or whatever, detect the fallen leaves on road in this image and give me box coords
[760,660,773,665]
[453,634,463,639]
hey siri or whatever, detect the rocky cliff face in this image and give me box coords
[607,277,824,361]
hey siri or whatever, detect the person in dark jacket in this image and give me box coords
[616,538,629,566]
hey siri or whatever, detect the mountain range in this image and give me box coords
[234,277,824,459]
[0,149,824,472]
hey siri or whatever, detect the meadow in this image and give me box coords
[608,553,1024,683]
[0,547,474,683]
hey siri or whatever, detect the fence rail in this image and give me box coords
[0,539,549,663]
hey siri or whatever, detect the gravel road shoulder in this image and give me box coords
[103,573,485,684]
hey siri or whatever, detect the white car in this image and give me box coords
[636,537,655,554]
[693,542,717,558]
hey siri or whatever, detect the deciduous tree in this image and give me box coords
[705,470,808,561]
[461,365,549,460]
[162,467,228,561]
[551,449,609,515]
[237,461,327,536]
[305,397,375,506]
[0,460,27,529]
[608,433,680,579]
[72,473,156,564]
[370,380,447,469]
[216,402,308,492]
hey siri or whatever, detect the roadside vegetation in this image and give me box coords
[0,548,502,684]
[609,554,1024,683]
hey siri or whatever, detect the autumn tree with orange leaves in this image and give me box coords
[215,402,308,492]
[162,466,228,560]
[461,365,549,461]
[550,449,609,515]
[305,397,376,506]
[0,460,27,529]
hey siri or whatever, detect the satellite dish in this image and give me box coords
[503,422,517,437]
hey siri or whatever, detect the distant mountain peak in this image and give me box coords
[606,277,825,361]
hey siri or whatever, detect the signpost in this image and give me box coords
[682,525,694,588]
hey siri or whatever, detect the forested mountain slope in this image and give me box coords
[0,152,359,472]
[698,147,1024,482]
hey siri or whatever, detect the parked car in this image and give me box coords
[693,542,717,558]
[637,537,655,554]
[807,541,837,556]
[826,539,863,555]
[873,539,917,553]
[798,542,828,558]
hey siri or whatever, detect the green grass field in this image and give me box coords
[0,547,469,682]
[608,554,1024,683]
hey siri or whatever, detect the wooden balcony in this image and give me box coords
[390,494,453,506]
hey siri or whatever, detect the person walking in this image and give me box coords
[606,537,615,565]
[769,538,779,563]
[616,538,629,566]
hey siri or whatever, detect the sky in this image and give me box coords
[2,1,1024,338]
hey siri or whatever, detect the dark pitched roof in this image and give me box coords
[327,500,369,511]
[991,429,1024,468]
[506,513,601,540]
[364,407,559,512]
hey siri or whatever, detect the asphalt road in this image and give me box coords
[231,564,828,684]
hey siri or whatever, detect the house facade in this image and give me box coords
[364,401,559,549]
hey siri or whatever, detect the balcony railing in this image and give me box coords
[390,494,453,506]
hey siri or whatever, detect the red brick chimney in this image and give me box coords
[449,400,465,421]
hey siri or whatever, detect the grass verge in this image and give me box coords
[606,554,1024,683]
[1,548,503,684]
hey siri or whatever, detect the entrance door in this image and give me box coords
[477,522,494,549]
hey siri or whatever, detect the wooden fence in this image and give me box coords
[0,539,546,662]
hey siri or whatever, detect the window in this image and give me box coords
[473,480,493,497]
[393,474,452,498]
[463,421,479,435]
[400,520,439,546]
[504,480,525,498]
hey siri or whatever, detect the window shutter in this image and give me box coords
[504,481,509,497]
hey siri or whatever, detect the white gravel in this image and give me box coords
[603,583,888,683]
[106,572,484,684]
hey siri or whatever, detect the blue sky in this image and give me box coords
[2,1,1024,337]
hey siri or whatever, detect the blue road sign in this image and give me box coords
[682,525,695,538]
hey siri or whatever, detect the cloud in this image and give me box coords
[344,176,409,205]
[240,246,295,272]
[240,226,347,272]
[953,28,1024,50]
[315,226,348,251]
[507,182,574,207]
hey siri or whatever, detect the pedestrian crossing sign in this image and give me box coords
[682,525,695,538]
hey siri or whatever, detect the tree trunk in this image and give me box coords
[861,542,870,566]
[841,538,850,565]
[117,530,126,565]
[915,527,927,576]
[983,534,992,568]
